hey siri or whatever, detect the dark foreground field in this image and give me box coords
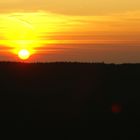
[0,62,140,128]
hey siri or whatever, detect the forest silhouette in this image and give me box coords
[0,62,140,128]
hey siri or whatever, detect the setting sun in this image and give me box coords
[0,0,140,63]
[18,49,30,60]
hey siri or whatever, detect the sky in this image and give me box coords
[0,0,140,63]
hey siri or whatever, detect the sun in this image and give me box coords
[18,49,30,60]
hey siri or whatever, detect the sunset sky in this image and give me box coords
[0,0,140,63]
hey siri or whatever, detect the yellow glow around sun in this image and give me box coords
[0,14,42,57]
[0,12,97,59]
[18,49,30,60]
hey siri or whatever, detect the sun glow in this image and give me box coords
[18,49,30,60]
[0,13,42,58]
[0,12,84,60]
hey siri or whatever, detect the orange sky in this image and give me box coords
[0,0,140,63]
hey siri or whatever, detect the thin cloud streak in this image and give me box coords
[0,9,140,62]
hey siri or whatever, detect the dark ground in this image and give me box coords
[0,62,140,128]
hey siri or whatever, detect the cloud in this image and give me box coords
[0,9,140,55]
[0,6,140,63]
[0,0,140,16]
[0,10,140,44]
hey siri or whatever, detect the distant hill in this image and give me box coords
[0,62,140,128]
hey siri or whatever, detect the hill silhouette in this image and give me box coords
[0,62,140,128]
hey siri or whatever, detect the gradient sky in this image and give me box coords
[0,0,140,63]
